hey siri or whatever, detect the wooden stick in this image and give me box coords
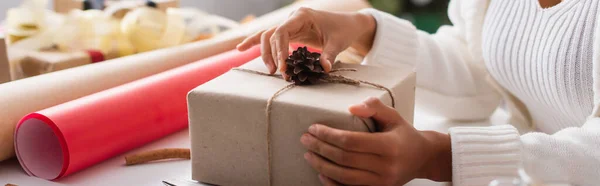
[124,148,190,166]
[6,183,18,186]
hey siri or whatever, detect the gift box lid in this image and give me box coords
[190,58,415,120]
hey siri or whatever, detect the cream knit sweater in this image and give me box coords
[360,0,600,185]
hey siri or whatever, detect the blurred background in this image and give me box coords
[370,0,450,33]
[0,0,450,81]
[0,0,450,33]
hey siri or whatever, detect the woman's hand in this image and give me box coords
[300,97,453,186]
[236,7,377,79]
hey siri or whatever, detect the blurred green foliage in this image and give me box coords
[368,0,450,33]
[369,0,402,15]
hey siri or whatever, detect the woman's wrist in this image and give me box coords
[419,131,453,182]
[351,12,376,56]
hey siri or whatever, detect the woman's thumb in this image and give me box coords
[349,97,404,132]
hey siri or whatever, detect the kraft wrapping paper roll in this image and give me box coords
[0,0,370,161]
[14,47,260,180]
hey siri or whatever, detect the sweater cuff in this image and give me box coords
[448,125,522,186]
[358,8,419,67]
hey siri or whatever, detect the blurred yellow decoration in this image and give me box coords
[161,8,186,48]
[5,0,48,44]
[114,29,136,57]
[76,10,113,52]
[49,9,131,56]
[121,7,185,53]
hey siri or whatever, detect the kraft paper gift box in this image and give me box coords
[187,58,416,186]
[0,35,9,83]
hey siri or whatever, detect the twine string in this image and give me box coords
[231,67,396,186]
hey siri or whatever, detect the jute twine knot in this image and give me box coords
[231,66,396,186]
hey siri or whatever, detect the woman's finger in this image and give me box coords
[237,30,265,51]
[272,28,289,78]
[270,34,279,75]
[272,9,310,78]
[301,133,383,173]
[319,174,342,186]
[304,152,379,185]
[308,124,386,155]
[260,27,277,74]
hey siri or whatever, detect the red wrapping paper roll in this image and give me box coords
[14,46,261,180]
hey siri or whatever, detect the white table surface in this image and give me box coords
[0,106,510,186]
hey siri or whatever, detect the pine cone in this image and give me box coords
[285,46,325,85]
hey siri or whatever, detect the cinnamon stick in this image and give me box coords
[124,148,190,166]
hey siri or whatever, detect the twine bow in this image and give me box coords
[231,66,396,186]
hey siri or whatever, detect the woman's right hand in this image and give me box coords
[236,7,377,79]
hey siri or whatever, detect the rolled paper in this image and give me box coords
[0,0,370,162]
[14,46,261,180]
[1,37,244,161]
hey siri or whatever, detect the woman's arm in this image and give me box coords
[238,0,503,122]
[238,2,502,120]
[520,121,600,184]
[360,2,502,121]
[364,1,600,185]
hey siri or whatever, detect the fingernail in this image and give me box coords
[324,60,332,72]
[318,174,326,183]
[357,102,369,109]
[300,134,309,144]
[364,97,379,105]
[267,62,275,72]
[304,152,311,160]
[308,125,317,134]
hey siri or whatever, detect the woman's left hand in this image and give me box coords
[300,97,453,186]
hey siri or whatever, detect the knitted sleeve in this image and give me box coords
[362,0,600,185]
[360,0,502,121]
[448,119,600,186]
